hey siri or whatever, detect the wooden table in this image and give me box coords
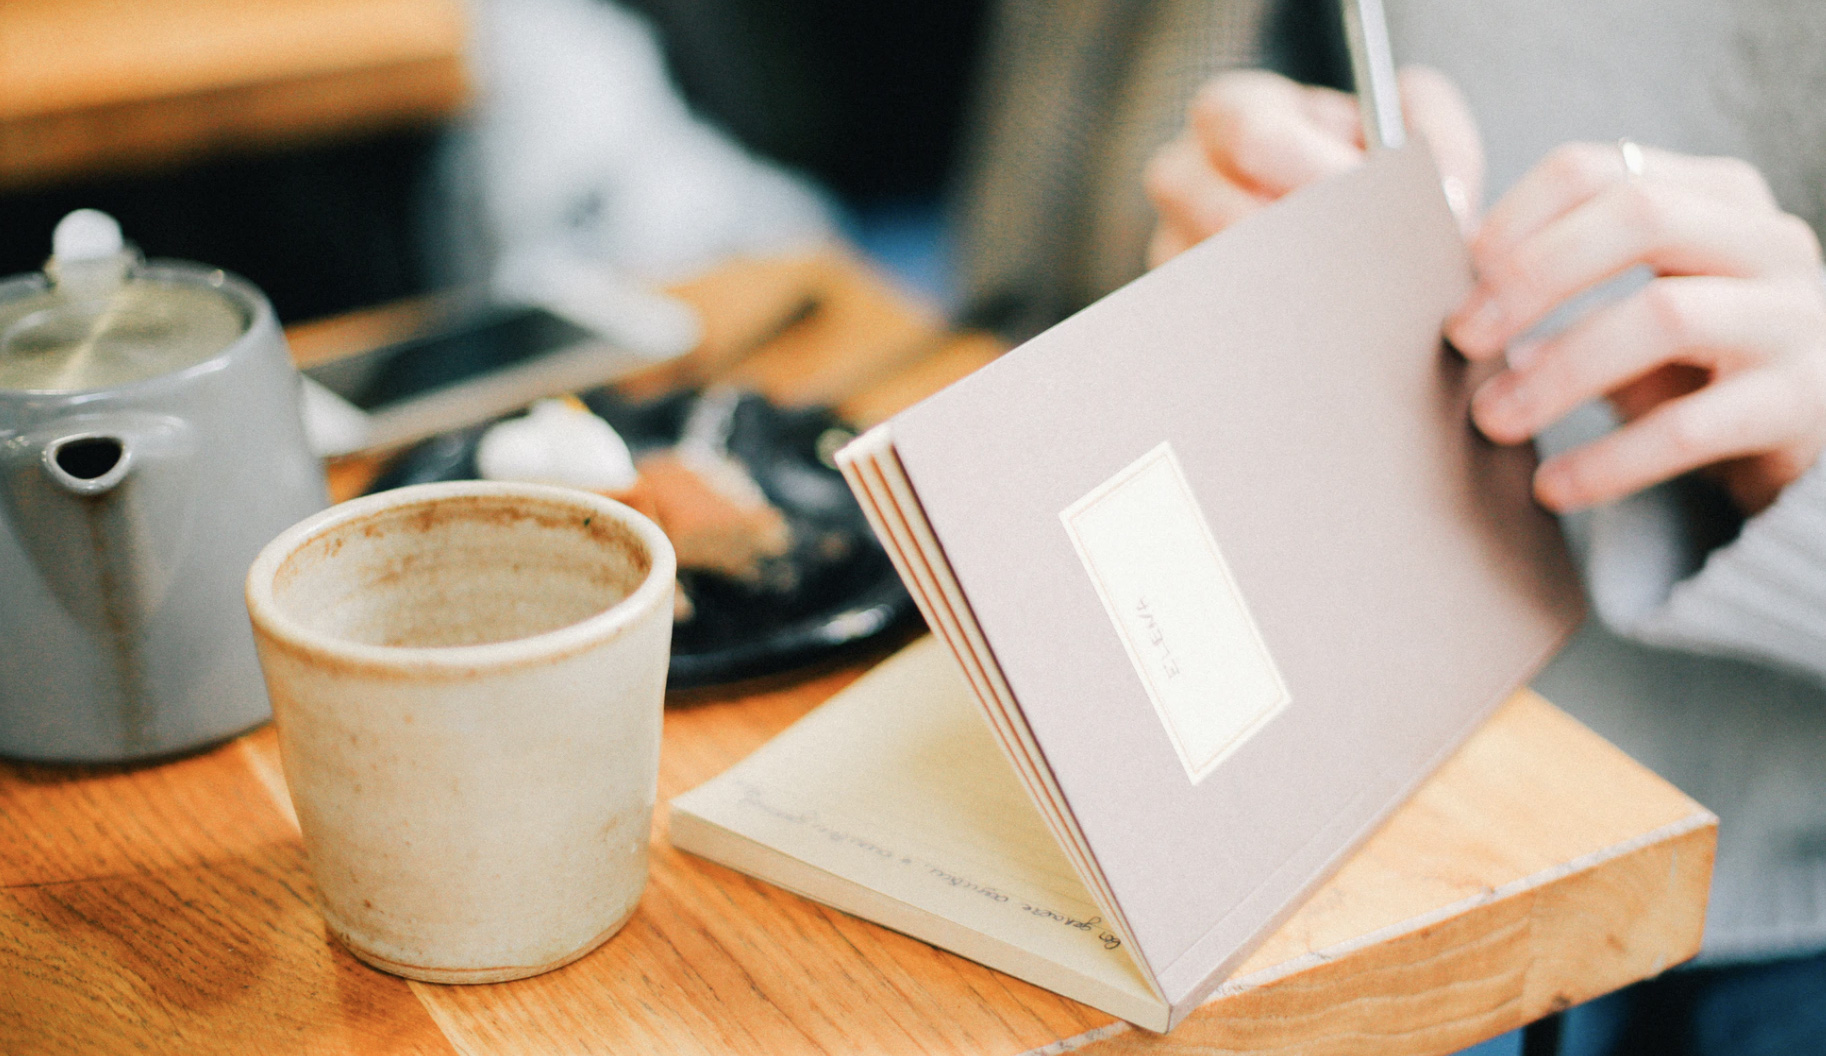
[0,0,469,189]
[0,252,1716,1055]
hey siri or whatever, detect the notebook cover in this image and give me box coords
[887,141,1585,1021]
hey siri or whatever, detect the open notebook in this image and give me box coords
[672,636,1163,1023]
[672,142,1585,1031]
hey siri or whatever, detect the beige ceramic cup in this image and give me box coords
[245,480,675,983]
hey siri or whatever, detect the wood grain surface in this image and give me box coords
[0,0,468,187]
[1078,693,1714,1055]
[0,252,1716,1055]
[1,727,457,1056]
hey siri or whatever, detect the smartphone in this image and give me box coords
[301,303,667,456]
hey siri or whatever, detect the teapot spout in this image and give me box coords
[0,414,197,753]
[0,413,197,633]
[43,433,131,494]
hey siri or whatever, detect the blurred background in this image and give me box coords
[0,0,1348,329]
[0,0,991,321]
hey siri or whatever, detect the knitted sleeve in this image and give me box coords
[1582,455,1826,682]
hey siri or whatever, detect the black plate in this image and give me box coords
[364,388,919,689]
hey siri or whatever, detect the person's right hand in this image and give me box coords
[1144,67,1484,266]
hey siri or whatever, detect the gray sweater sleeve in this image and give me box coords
[1582,454,1826,682]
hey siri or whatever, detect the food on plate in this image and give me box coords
[478,397,792,621]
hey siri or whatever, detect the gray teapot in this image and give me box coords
[0,211,328,762]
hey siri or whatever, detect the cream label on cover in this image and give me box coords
[1061,442,1290,783]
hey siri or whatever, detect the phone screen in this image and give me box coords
[304,306,597,412]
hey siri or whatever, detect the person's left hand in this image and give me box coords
[1447,142,1826,515]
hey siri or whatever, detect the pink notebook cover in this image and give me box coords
[883,142,1585,1024]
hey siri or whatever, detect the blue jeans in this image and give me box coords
[1459,951,1826,1056]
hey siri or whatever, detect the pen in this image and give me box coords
[1341,0,1405,150]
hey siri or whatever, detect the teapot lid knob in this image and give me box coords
[47,209,134,301]
[52,210,123,262]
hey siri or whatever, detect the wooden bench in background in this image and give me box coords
[0,0,468,190]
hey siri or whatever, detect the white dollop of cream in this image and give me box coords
[477,398,638,492]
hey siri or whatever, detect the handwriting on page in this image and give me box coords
[734,783,1124,950]
[1061,441,1290,784]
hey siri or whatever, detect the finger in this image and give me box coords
[1448,181,1822,358]
[1470,276,1813,443]
[1300,80,1365,145]
[1608,364,1710,422]
[1533,368,1812,511]
[1398,66,1484,224]
[1475,143,1782,267]
[1189,71,1363,198]
[1144,135,1272,248]
[1147,225,1197,268]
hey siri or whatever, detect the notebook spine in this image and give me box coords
[835,428,1152,982]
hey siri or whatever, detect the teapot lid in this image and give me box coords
[0,210,249,394]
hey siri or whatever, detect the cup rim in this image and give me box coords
[245,480,676,674]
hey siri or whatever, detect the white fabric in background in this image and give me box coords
[450,0,836,284]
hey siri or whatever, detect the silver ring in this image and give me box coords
[1618,138,1646,180]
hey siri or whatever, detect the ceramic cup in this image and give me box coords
[244,480,675,983]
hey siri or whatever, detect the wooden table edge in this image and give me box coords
[1053,808,1715,1054]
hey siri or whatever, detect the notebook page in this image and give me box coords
[670,637,1160,1021]
[838,433,1134,949]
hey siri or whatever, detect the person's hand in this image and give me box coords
[1144,67,1483,266]
[1448,143,1826,515]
